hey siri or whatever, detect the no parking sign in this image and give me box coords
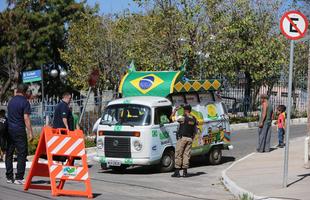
[280,10,308,40]
[280,10,308,188]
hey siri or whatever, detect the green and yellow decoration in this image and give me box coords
[119,70,221,97]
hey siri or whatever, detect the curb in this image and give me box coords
[222,136,306,200]
[221,153,261,200]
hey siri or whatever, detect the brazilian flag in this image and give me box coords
[119,71,184,97]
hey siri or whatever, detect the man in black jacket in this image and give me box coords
[6,84,34,185]
[53,92,73,131]
[171,104,197,177]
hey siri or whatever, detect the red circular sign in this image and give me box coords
[88,69,100,87]
[280,10,308,40]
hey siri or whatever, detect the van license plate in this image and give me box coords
[107,160,122,166]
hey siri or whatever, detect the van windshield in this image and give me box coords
[100,104,151,126]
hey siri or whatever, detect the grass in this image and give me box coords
[239,193,254,200]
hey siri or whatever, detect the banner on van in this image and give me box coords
[119,70,222,97]
[119,71,183,97]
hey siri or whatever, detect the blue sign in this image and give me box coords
[23,70,42,83]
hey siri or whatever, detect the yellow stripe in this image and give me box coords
[118,73,129,93]
[170,71,181,93]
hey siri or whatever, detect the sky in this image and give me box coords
[0,0,143,14]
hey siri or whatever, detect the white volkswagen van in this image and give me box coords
[93,70,232,172]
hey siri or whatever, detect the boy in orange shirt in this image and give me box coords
[275,105,286,148]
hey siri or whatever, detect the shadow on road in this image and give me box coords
[189,156,236,168]
[98,156,236,175]
[93,193,103,198]
[287,173,310,187]
[183,171,206,177]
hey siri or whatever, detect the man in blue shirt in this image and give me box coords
[53,92,73,130]
[5,84,34,185]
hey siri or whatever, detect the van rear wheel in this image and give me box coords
[159,149,175,172]
[208,147,222,165]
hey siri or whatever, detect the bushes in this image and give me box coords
[229,116,259,124]
[84,136,96,148]
[28,135,40,155]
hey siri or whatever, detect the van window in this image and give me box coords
[154,106,172,125]
[171,94,185,106]
[101,104,151,126]
[185,93,199,105]
[199,92,214,103]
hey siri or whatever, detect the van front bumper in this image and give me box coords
[93,155,160,166]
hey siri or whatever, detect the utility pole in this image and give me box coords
[307,39,310,168]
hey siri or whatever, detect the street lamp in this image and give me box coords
[197,51,210,80]
[50,69,58,78]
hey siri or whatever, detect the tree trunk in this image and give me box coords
[0,44,20,101]
[251,83,261,111]
[267,82,275,96]
[244,71,252,117]
[0,76,12,102]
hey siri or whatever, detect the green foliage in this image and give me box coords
[239,193,254,200]
[230,116,259,124]
[28,135,40,155]
[2,0,309,102]
[291,111,307,119]
[27,135,96,155]
[84,137,96,148]
[0,0,88,100]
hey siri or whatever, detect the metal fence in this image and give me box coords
[0,91,115,135]
[221,81,307,117]
[0,81,308,131]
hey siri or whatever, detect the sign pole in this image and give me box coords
[41,65,45,124]
[79,87,92,125]
[283,40,294,188]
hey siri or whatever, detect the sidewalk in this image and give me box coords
[230,118,307,130]
[223,137,310,200]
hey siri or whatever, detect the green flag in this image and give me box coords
[128,60,136,72]
[179,58,188,71]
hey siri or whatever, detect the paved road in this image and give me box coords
[226,124,307,160]
[0,124,307,200]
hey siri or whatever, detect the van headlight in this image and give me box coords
[97,139,104,149]
[133,140,143,151]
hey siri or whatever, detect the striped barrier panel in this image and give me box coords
[24,126,93,198]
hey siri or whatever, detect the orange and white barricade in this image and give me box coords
[24,127,93,198]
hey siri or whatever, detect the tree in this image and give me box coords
[60,12,133,93]
[206,0,286,113]
[0,0,87,101]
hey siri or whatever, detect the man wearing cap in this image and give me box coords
[257,94,273,153]
[5,84,34,185]
[171,104,197,177]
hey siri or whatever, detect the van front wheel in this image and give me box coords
[159,149,175,172]
[208,147,222,165]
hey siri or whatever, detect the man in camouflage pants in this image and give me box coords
[171,104,197,178]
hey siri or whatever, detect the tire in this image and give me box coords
[208,147,222,165]
[159,149,175,173]
[101,163,108,170]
